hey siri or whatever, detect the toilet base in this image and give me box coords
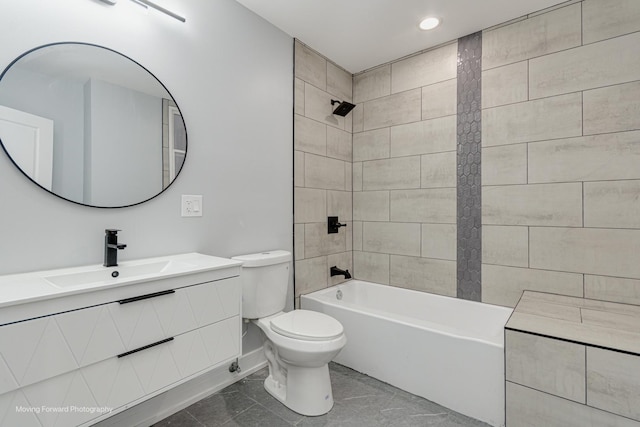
[264,364,334,416]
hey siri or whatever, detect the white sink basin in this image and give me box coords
[44,260,195,288]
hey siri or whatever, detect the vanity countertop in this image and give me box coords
[0,252,242,309]
[507,291,640,355]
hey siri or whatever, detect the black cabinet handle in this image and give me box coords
[118,289,175,304]
[117,337,174,358]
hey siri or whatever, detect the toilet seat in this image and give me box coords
[270,310,343,341]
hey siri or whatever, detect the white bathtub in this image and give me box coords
[301,280,513,427]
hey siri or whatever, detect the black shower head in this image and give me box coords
[331,99,356,117]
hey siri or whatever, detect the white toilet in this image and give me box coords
[232,250,346,416]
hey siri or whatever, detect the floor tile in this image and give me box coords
[155,363,490,427]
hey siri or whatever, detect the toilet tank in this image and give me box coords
[232,250,292,319]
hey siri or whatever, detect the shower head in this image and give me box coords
[331,99,356,117]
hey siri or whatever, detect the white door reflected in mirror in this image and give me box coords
[0,105,53,190]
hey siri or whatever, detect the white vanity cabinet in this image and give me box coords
[0,254,242,427]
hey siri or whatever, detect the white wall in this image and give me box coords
[0,0,293,348]
[85,79,162,207]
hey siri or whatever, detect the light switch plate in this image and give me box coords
[181,195,203,217]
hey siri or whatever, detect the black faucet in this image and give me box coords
[104,229,126,267]
[330,266,351,279]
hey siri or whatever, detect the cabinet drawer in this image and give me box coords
[0,277,240,393]
[81,316,240,421]
[108,276,240,352]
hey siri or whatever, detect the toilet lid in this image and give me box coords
[270,310,344,341]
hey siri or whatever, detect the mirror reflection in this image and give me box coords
[0,43,187,208]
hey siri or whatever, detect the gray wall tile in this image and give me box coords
[352,221,363,251]
[345,221,353,252]
[390,255,456,296]
[327,190,352,220]
[326,126,351,162]
[421,224,456,260]
[584,81,640,135]
[482,61,528,109]
[352,103,364,133]
[421,151,457,188]
[391,42,458,93]
[353,65,391,104]
[482,264,583,307]
[528,131,640,183]
[353,162,363,191]
[345,162,352,192]
[421,78,457,120]
[295,256,328,297]
[294,114,326,156]
[483,183,583,226]
[305,153,346,190]
[304,222,346,258]
[482,225,528,268]
[362,156,421,190]
[304,83,347,130]
[584,180,640,229]
[294,150,304,187]
[353,128,390,162]
[587,347,640,422]
[362,222,421,256]
[585,275,640,306]
[482,144,527,186]
[482,3,581,70]
[583,0,640,44]
[507,381,640,427]
[506,330,586,402]
[390,116,457,157]
[353,191,390,222]
[530,227,640,279]
[363,89,421,131]
[326,62,352,103]
[390,188,456,223]
[294,187,326,223]
[353,251,389,284]
[295,41,326,90]
[530,32,640,99]
[294,223,304,260]
[483,93,582,146]
[294,78,305,116]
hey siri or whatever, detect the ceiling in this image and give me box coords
[234,0,570,73]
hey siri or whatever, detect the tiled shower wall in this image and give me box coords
[481,0,640,307]
[293,41,353,308]
[351,42,458,296]
[295,0,640,308]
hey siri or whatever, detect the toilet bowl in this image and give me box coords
[253,310,346,416]
[232,250,346,416]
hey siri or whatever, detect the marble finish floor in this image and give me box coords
[153,363,490,427]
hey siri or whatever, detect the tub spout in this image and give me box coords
[330,266,351,279]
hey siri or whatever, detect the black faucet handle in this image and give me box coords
[105,229,121,234]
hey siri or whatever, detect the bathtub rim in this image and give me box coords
[301,279,513,348]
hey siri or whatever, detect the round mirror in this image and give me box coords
[0,42,187,208]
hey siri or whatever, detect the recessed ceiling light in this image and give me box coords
[419,17,440,31]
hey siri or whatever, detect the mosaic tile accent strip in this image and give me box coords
[456,32,482,301]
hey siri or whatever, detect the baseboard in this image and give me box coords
[92,348,267,427]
